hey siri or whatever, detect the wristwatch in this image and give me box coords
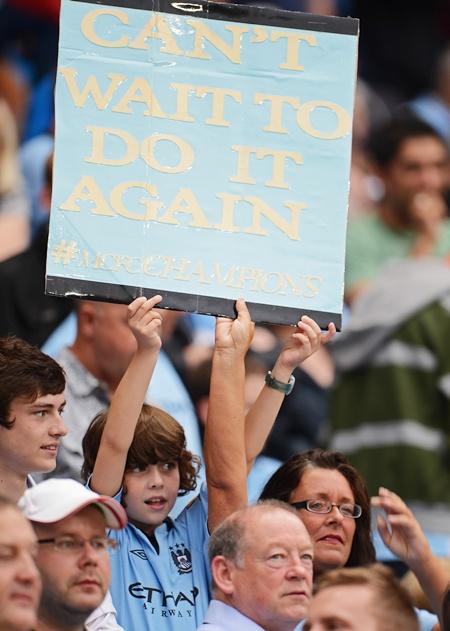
[264,370,295,395]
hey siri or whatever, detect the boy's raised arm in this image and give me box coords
[245,316,336,470]
[205,298,254,532]
[91,295,163,496]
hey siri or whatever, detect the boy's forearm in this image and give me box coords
[206,349,247,483]
[206,348,248,531]
[104,347,159,450]
[91,345,159,495]
[244,357,292,468]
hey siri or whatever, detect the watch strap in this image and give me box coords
[264,370,295,395]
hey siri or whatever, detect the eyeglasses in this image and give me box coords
[37,536,118,554]
[290,499,362,519]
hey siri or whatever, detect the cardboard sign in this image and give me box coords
[46,0,359,328]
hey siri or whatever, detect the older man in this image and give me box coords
[0,496,41,631]
[19,478,127,631]
[198,500,313,631]
[304,564,419,631]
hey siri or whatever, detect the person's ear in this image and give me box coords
[211,556,237,596]
[76,301,97,339]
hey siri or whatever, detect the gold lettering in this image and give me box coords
[261,271,285,294]
[283,273,304,296]
[60,175,114,216]
[238,267,265,291]
[229,146,256,185]
[224,266,244,288]
[195,86,241,126]
[243,197,306,240]
[112,77,167,116]
[172,258,192,281]
[158,188,209,227]
[85,126,139,166]
[270,31,317,71]
[78,250,90,268]
[305,275,322,297]
[169,83,196,122]
[101,253,118,272]
[212,263,239,285]
[260,149,303,188]
[110,181,160,220]
[253,93,300,133]
[81,8,129,48]
[214,192,241,232]
[140,133,194,173]
[123,257,141,274]
[251,27,268,43]
[230,145,303,188]
[296,100,351,139]
[59,68,125,109]
[157,256,192,280]
[129,14,183,55]
[191,261,211,284]
[94,253,106,269]
[142,255,160,276]
[186,21,249,63]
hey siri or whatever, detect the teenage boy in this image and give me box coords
[0,336,66,500]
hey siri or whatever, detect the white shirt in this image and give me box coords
[197,600,266,631]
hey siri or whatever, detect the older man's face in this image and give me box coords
[0,507,41,631]
[304,584,379,631]
[34,506,111,620]
[229,509,314,631]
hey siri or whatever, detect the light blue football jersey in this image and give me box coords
[108,484,211,630]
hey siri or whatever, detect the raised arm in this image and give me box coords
[245,316,336,470]
[91,296,163,496]
[372,487,449,626]
[206,298,254,532]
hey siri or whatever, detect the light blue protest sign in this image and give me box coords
[46,0,359,328]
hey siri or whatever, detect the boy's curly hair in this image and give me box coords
[82,403,201,495]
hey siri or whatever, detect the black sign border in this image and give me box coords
[46,275,341,329]
[70,0,359,35]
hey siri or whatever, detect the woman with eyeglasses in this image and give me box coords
[258,449,446,631]
[259,449,374,574]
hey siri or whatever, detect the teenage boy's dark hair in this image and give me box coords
[0,337,65,429]
[82,403,201,495]
[368,115,448,168]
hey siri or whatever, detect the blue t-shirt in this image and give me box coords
[108,484,211,630]
[416,608,438,631]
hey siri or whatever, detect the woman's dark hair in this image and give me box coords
[82,403,201,496]
[259,448,375,568]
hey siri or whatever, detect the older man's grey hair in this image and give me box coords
[208,499,298,568]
